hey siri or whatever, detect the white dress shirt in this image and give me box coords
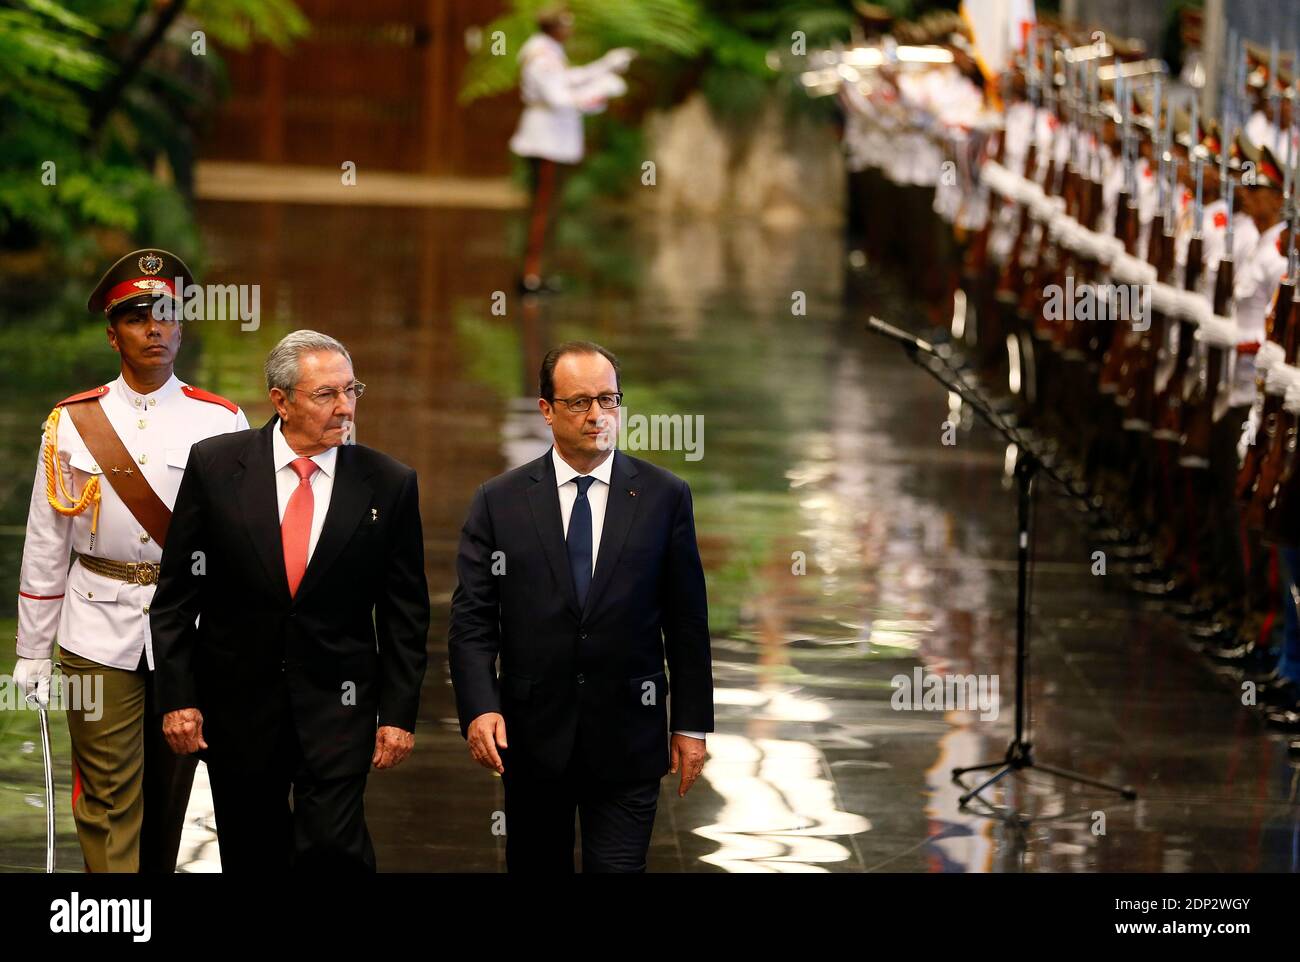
[272,422,338,564]
[551,447,704,742]
[552,446,612,575]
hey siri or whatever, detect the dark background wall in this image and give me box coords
[201,0,518,176]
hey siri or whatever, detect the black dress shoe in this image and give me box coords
[1172,602,1215,622]
[1090,525,1125,542]
[1264,709,1300,733]
[1247,663,1287,685]
[1120,557,1163,574]
[1210,640,1275,671]
[1132,577,1180,596]
[1188,620,1239,641]
[1254,668,1287,688]
[1109,541,1155,560]
[1261,678,1300,706]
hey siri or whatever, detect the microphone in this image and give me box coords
[865,316,935,355]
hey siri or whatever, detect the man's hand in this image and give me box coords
[372,725,414,770]
[466,712,507,774]
[162,708,207,755]
[670,733,707,797]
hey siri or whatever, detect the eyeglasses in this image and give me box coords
[551,392,623,413]
[292,381,366,405]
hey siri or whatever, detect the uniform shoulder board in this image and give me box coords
[55,386,109,407]
[181,385,239,413]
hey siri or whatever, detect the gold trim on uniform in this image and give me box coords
[77,555,160,586]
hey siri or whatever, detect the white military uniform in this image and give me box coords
[1233,219,1289,409]
[15,373,248,671]
[1245,110,1294,160]
[508,33,631,165]
[1197,201,1259,300]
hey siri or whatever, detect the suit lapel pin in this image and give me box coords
[371,508,378,522]
[628,489,637,497]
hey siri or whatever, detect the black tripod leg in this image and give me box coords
[1032,761,1137,799]
[952,760,1006,777]
[958,763,1016,806]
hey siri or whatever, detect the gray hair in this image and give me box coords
[265,330,352,392]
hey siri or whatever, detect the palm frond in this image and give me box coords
[460,0,708,105]
[187,0,311,50]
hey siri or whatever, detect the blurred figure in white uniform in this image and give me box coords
[510,7,634,293]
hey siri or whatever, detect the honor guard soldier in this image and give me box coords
[11,249,249,872]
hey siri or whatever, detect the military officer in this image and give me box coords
[11,249,249,872]
[510,6,634,293]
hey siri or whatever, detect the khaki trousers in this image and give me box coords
[60,648,197,873]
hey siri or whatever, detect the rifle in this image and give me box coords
[1260,287,1300,543]
[1262,109,1300,541]
[1237,107,1299,511]
[1236,232,1297,502]
[1178,202,1236,467]
[1152,153,1205,443]
[1024,79,1069,331]
[1247,284,1299,528]
[1118,121,1174,431]
[1099,67,1146,391]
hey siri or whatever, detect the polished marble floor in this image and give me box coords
[1,199,1298,872]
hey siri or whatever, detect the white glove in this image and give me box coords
[13,657,52,708]
[575,72,627,110]
[602,47,637,74]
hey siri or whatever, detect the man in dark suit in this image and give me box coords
[149,330,429,872]
[449,340,713,872]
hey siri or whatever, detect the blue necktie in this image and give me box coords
[567,476,596,609]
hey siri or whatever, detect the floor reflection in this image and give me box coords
[2,195,1299,872]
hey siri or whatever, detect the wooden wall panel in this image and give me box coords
[202,0,521,177]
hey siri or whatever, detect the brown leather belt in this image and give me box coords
[78,555,160,586]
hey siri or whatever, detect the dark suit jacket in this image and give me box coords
[448,448,713,782]
[150,417,430,779]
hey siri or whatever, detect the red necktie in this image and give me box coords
[282,457,319,597]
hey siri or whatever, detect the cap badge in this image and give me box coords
[138,252,164,275]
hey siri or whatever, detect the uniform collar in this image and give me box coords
[272,419,338,477]
[112,372,182,410]
[552,446,614,488]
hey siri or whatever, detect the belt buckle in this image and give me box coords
[130,562,159,586]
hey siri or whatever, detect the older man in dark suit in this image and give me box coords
[449,340,713,872]
[150,330,429,872]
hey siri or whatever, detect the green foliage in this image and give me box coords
[461,0,707,105]
[188,0,310,50]
[0,1,106,134]
[557,113,647,209]
[0,0,306,258]
[454,304,526,400]
[461,0,861,199]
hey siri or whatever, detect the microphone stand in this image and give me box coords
[867,317,1137,813]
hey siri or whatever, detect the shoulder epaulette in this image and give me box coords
[181,385,239,413]
[56,386,109,407]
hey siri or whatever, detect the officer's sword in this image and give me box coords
[25,688,56,873]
